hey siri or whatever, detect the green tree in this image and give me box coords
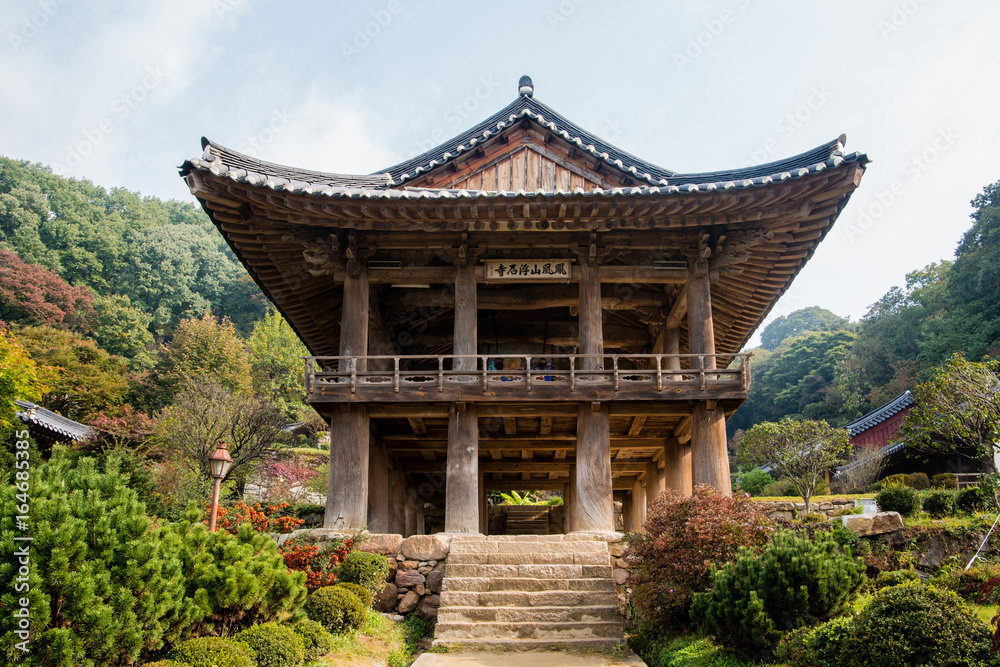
[247,310,311,422]
[14,324,129,421]
[0,451,193,665]
[761,306,851,351]
[0,328,53,435]
[737,418,851,512]
[156,379,286,485]
[90,293,155,370]
[153,312,251,405]
[895,353,1000,483]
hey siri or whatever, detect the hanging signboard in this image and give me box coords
[484,259,573,281]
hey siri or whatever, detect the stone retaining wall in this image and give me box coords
[754,499,857,521]
[275,530,452,618]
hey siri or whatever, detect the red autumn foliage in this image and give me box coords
[83,406,158,455]
[623,485,774,629]
[0,250,95,330]
[205,501,304,534]
[278,536,355,591]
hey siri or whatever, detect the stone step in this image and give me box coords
[440,590,619,607]
[449,539,608,554]
[434,621,624,641]
[431,637,625,652]
[447,551,609,566]
[505,528,550,535]
[444,563,611,579]
[443,574,615,593]
[438,604,621,624]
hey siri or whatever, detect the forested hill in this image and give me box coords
[729,179,1000,434]
[0,156,266,337]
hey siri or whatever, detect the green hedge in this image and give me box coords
[167,637,256,667]
[337,551,390,598]
[234,623,304,667]
[304,586,366,634]
[292,619,334,661]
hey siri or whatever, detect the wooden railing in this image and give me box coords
[304,353,751,402]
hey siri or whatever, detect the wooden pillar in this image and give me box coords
[404,490,419,537]
[687,262,731,493]
[479,470,487,535]
[325,266,370,530]
[445,403,480,533]
[388,467,405,535]
[367,440,389,532]
[445,263,480,533]
[572,263,614,532]
[621,493,633,532]
[645,461,660,511]
[631,480,646,530]
[325,406,369,529]
[565,465,576,533]
[662,436,693,495]
[692,402,731,492]
[416,505,426,535]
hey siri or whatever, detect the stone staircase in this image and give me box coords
[433,535,624,650]
[503,506,550,535]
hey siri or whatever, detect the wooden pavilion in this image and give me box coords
[180,76,868,536]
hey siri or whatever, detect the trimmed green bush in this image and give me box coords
[955,485,992,514]
[235,622,304,667]
[690,530,865,655]
[167,637,256,667]
[734,468,774,496]
[775,615,857,667]
[875,568,920,588]
[304,586,366,634]
[336,582,373,608]
[292,619,334,661]
[932,473,957,489]
[909,472,930,490]
[760,478,798,497]
[143,661,192,667]
[875,485,920,516]
[852,583,992,667]
[337,551,390,598]
[922,490,955,518]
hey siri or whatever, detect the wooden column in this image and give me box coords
[565,464,576,533]
[621,493,633,532]
[692,402,731,492]
[573,263,614,532]
[388,467,405,535]
[445,404,479,533]
[687,262,731,493]
[445,262,480,533]
[325,266,370,530]
[630,480,646,530]
[645,461,661,511]
[478,470,488,535]
[325,406,369,529]
[404,490,419,537]
[367,439,389,532]
[662,436,693,495]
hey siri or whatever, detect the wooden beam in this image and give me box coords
[539,416,553,436]
[503,417,517,436]
[628,416,647,437]
[386,284,671,312]
[408,417,428,435]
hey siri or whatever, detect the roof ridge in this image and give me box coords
[843,390,915,436]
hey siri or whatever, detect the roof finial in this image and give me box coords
[518,75,534,98]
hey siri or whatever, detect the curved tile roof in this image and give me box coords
[844,390,915,437]
[15,399,93,441]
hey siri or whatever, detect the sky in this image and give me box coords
[1,0,998,348]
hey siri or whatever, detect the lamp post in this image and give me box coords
[208,441,234,532]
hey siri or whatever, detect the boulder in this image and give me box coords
[831,511,904,536]
[613,568,629,585]
[356,534,403,555]
[400,535,450,561]
[418,594,441,618]
[426,570,444,593]
[608,543,626,558]
[374,583,398,613]
[395,568,425,588]
[397,590,420,613]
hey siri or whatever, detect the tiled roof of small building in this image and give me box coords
[15,399,93,441]
[844,390,915,437]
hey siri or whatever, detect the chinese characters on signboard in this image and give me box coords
[484,260,573,281]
